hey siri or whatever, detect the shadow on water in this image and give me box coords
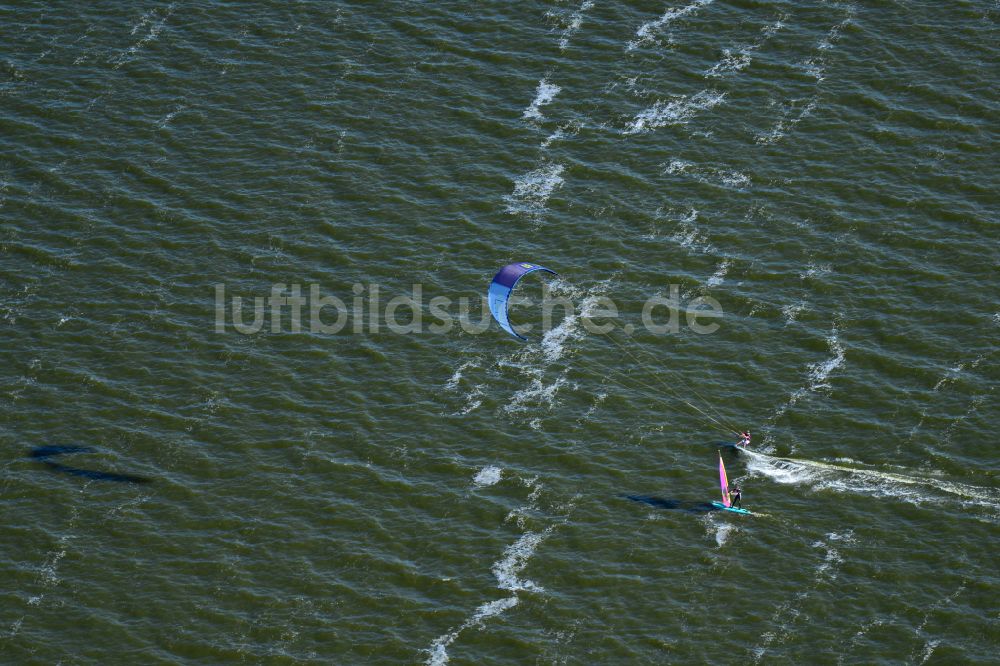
[712,441,742,453]
[623,494,720,514]
[30,446,151,484]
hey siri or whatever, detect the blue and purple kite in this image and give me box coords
[487,262,557,340]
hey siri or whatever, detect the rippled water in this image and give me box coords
[2,1,997,664]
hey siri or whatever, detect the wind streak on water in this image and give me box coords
[501,282,610,426]
[427,529,550,665]
[751,531,854,663]
[768,326,845,427]
[905,347,995,453]
[109,4,175,70]
[425,499,554,665]
[911,582,966,664]
[755,4,856,144]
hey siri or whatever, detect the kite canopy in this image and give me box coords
[487,262,556,340]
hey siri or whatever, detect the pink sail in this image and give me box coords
[719,453,731,507]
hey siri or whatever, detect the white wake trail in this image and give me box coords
[743,450,1000,510]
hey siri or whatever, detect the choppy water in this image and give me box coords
[2,1,998,664]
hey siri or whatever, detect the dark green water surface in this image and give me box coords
[1,1,997,664]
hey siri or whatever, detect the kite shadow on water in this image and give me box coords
[623,494,721,514]
[30,446,151,484]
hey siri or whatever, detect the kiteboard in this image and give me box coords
[718,442,747,453]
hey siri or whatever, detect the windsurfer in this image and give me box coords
[729,483,742,508]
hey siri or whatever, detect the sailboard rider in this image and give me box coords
[729,483,743,508]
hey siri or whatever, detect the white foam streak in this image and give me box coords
[625,90,726,134]
[809,331,846,390]
[782,302,805,324]
[719,170,751,188]
[706,50,752,77]
[110,4,175,69]
[556,0,595,51]
[583,392,608,418]
[756,98,817,145]
[705,260,731,288]
[502,283,609,419]
[664,160,750,189]
[473,466,503,488]
[446,361,478,391]
[541,128,564,148]
[427,597,520,665]
[838,619,886,666]
[156,105,186,128]
[447,360,485,415]
[456,388,483,416]
[541,123,579,149]
[664,159,691,174]
[426,527,552,664]
[504,163,565,217]
[523,79,561,121]
[756,7,852,142]
[627,0,714,51]
[811,533,847,579]
[714,522,734,547]
[932,361,968,391]
[917,640,940,664]
[910,583,965,664]
[744,450,1000,509]
[493,530,548,592]
[771,327,844,420]
[803,8,855,81]
[751,530,850,663]
[670,208,717,254]
[800,263,832,279]
[705,18,785,78]
[541,291,604,364]
[504,377,568,418]
[818,10,855,51]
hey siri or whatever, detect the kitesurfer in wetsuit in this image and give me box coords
[738,431,751,448]
[729,484,742,508]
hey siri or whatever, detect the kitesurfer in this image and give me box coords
[738,431,751,448]
[729,483,743,508]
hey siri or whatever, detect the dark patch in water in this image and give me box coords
[31,445,92,459]
[713,441,743,454]
[30,446,151,484]
[623,495,720,514]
